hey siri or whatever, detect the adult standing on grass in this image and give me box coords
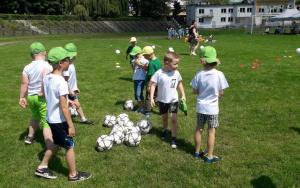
[150,52,186,149]
[189,20,199,56]
[63,43,94,125]
[143,46,162,117]
[190,46,229,163]
[126,37,137,66]
[19,42,53,148]
[35,47,91,182]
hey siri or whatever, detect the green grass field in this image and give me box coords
[0,31,299,187]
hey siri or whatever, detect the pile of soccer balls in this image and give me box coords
[96,113,152,152]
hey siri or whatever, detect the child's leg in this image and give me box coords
[145,91,151,113]
[74,98,85,119]
[28,119,40,137]
[194,126,204,154]
[193,42,199,53]
[138,100,145,109]
[66,147,77,177]
[43,127,53,149]
[170,113,178,137]
[161,113,168,131]
[207,128,216,159]
[39,144,60,166]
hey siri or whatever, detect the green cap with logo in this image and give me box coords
[64,43,77,59]
[48,47,71,65]
[200,46,218,63]
[179,98,187,116]
[30,42,45,55]
[130,46,142,56]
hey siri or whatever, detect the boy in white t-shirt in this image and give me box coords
[63,43,94,125]
[130,46,148,114]
[35,47,91,182]
[19,42,53,147]
[150,52,186,149]
[190,46,229,163]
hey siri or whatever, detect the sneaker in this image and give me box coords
[170,138,177,149]
[195,150,208,158]
[145,113,150,117]
[25,136,35,145]
[161,130,170,140]
[35,167,57,179]
[206,155,223,163]
[139,108,146,115]
[68,171,92,182]
[135,108,141,113]
[81,120,94,125]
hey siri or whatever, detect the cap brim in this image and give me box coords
[68,52,77,59]
[205,57,218,63]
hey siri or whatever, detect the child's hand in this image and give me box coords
[181,96,186,102]
[38,91,45,97]
[68,126,75,137]
[19,98,27,108]
[150,99,156,108]
[75,89,80,94]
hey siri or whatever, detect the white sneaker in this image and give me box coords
[192,52,197,56]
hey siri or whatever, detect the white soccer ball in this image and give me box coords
[168,47,174,52]
[125,131,141,147]
[110,131,125,145]
[204,39,208,43]
[152,45,156,49]
[122,119,134,135]
[96,135,113,152]
[296,48,300,54]
[124,100,134,111]
[127,126,141,134]
[137,118,152,135]
[212,40,217,43]
[103,115,116,127]
[69,107,78,117]
[110,124,124,135]
[117,116,130,127]
[200,46,204,50]
[117,113,128,121]
[115,50,120,54]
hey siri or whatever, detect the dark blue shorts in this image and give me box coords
[48,121,75,149]
[158,101,178,115]
[68,94,78,101]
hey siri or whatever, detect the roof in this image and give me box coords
[255,0,290,5]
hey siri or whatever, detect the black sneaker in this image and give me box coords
[35,168,57,179]
[68,171,92,182]
[199,150,208,158]
[81,120,94,125]
[25,136,35,145]
[170,138,177,149]
[206,155,223,163]
[161,130,170,140]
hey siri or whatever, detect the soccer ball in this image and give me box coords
[69,107,78,117]
[152,45,156,49]
[116,113,129,124]
[127,126,141,134]
[115,50,120,54]
[96,135,113,152]
[168,47,174,52]
[103,115,116,127]
[296,48,300,54]
[137,118,152,135]
[122,119,134,135]
[118,116,130,127]
[200,46,204,50]
[110,131,125,145]
[125,131,141,147]
[110,124,124,135]
[212,40,217,43]
[124,100,134,111]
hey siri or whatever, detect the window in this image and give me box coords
[280,9,283,12]
[259,8,264,13]
[228,17,233,22]
[240,8,245,13]
[229,8,233,13]
[221,17,226,22]
[221,8,226,13]
[198,18,204,23]
[273,9,277,13]
[247,8,252,13]
[199,9,204,14]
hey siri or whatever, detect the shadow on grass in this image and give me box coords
[119,77,133,82]
[290,127,300,135]
[19,128,46,149]
[250,175,276,188]
[149,124,194,156]
[177,53,191,56]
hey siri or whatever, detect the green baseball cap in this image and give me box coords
[48,47,71,65]
[130,46,142,56]
[179,99,187,116]
[30,42,45,55]
[200,46,218,63]
[64,43,77,59]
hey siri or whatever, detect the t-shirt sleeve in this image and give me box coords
[126,46,131,54]
[22,66,28,75]
[190,74,198,89]
[177,71,182,82]
[219,72,229,90]
[147,63,155,76]
[57,80,69,96]
[151,71,159,84]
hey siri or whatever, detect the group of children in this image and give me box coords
[168,27,188,40]
[19,42,93,181]
[126,37,229,160]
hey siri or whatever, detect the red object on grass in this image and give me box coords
[253,63,258,66]
[252,66,258,69]
[276,58,280,60]
[255,59,259,62]
[239,64,244,67]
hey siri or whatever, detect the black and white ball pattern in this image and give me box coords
[110,131,125,145]
[103,115,116,127]
[124,100,134,111]
[137,118,152,135]
[125,131,141,147]
[96,135,113,152]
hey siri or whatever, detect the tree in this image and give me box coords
[129,0,140,17]
[173,1,182,18]
[140,0,168,18]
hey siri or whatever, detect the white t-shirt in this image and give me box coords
[22,60,53,95]
[133,56,148,81]
[151,69,182,103]
[63,63,78,91]
[43,73,69,123]
[190,69,229,115]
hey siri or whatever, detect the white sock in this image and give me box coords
[38,165,48,169]
[81,117,86,122]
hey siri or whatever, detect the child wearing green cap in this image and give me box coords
[126,37,137,66]
[130,46,148,114]
[63,43,94,125]
[35,47,91,182]
[190,46,229,163]
[150,52,186,149]
[19,42,53,148]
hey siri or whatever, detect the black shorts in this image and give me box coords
[158,101,178,115]
[68,94,78,101]
[48,121,75,149]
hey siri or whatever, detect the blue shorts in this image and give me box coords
[158,101,178,115]
[134,80,145,101]
[68,94,78,101]
[48,121,75,149]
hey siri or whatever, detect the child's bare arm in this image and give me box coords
[150,82,157,108]
[219,90,224,100]
[177,81,186,101]
[19,74,29,108]
[60,95,75,137]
